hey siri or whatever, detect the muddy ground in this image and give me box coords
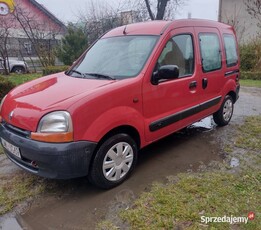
[0,86,260,230]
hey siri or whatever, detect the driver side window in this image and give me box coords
[157,34,194,77]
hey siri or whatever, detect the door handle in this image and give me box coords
[189,81,197,89]
[202,78,208,89]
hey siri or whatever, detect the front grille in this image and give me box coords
[2,120,30,138]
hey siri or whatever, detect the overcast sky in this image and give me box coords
[36,0,219,24]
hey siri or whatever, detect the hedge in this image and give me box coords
[239,39,261,72]
[0,76,16,100]
[240,71,261,80]
[43,65,69,76]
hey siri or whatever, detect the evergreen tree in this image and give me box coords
[57,24,88,65]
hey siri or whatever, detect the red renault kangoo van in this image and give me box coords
[0,19,240,188]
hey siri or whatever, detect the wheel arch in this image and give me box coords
[96,125,141,151]
[10,65,25,72]
[227,90,237,103]
[222,79,238,104]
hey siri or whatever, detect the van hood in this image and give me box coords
[2,72,115,131]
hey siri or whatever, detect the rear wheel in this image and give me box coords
[89,133,138,189]
[213,95,234,126]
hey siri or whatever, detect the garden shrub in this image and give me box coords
[42,66,69,76]
[240,71,261,80]
[0,76,15,100]
[240,39,261,71]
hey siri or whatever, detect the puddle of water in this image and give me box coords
[230,157,240,167]
[0,216,22,230]
[188,117,215,132]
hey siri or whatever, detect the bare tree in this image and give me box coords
[142,0,186,20]
[12,2,64,67]
[77,0,127,44]
[123,0,186,21]
[77,0,185,44]
[244,0,261,28]
[0,16,16,75]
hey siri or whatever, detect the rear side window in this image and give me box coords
[224,34,238,67]
[199,33,222,72]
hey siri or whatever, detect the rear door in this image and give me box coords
[194,27,224,115]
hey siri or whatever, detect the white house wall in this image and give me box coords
[219,0,259,43]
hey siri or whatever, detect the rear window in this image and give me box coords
[223,34,238,67]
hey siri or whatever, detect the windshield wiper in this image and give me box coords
[69,70,85,78]
[85,73,116,80]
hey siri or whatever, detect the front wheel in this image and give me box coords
[213,95,234,126]
[89,134,138,189]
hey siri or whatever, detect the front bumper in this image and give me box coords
[0,122,97,179]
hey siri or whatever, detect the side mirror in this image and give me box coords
[152,65,179,85]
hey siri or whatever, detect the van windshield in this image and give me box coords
[68,35,158,80]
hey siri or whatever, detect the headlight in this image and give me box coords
[31,111,73,143]
[38,111,72,133]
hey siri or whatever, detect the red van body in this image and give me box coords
[0,19,240,188]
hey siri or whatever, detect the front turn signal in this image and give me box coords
[31,132,73,143]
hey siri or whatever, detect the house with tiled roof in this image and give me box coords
[0,0,66,64]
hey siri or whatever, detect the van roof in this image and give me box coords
[103,19,233,38]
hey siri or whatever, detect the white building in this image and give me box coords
[219,0,259,43]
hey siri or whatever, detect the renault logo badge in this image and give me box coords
[9,110,14,121]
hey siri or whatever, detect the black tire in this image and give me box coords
[89,133,138,189]
[11,66,25,74]
[213,95,234,126]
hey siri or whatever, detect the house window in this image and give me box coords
[24,42,32,54]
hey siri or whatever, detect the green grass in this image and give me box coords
[7,73,42,86]
[0,143,46,214]
[0,174,46,215]
[98,116,261,230]
[240,79,261,88]
[120,172,260,230]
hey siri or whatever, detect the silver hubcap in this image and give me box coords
[103,142,134,182]
[223,99,233,121]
